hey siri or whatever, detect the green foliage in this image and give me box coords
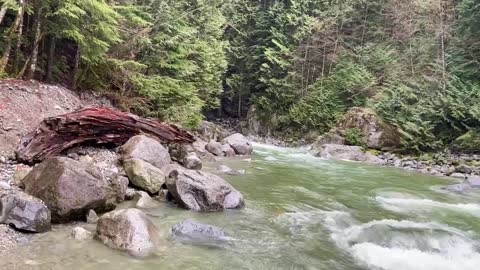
[289,83,345,133]
[453,130,480,151]
[345,128,365,147]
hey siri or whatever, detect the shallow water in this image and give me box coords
[2,143,480,270]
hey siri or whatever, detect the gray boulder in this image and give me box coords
[314,144,381,164]
[222,133,253,155]
[124,158,166,194]
[121,135,171,169]
[21,157,117,223]
[0,189,51,232]
[96,208,160,257]
[166,168,244,211]
[172,219,228,247]
[183,153,202,170]
[221,144,236,157]
[206,141,224,156]
[455,164,473,174]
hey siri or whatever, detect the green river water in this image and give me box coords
[2,143,480,270]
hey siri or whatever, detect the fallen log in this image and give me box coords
[16,107,195,163]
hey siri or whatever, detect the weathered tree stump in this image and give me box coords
[16,107,194,163]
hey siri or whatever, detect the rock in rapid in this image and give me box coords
[96,208,160,257]
[171,219,228,247]
[166,168,244,211]
[314,144,381,164]
[221,133,253,155]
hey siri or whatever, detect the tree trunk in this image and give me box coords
[13,3,25,74]
[0,0,26,73]
[45,35,56,82]
[16,107,195,164]
[71,45,80,89]
[0,5,8,25]
[25,6,42,80]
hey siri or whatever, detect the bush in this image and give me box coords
[345,128,365,147]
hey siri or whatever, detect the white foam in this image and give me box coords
[351,242,480,270]
[264,156,278,161]
[329,219,480,270]
[376,196,480,217]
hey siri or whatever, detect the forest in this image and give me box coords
[0,0,479,153]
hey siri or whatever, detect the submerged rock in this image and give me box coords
[71,227,92,241]
[120,135,171,169]
[135,191,158,209]
[171,219,228,247]
[314,144,381,164]
[222,133,253,155]
[96,208,160,257]
[123,158,166,194]
[166,168,244,211]
[21,157,117,223]
[0,189,51,233]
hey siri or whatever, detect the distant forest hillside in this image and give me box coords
[0,0,479,152]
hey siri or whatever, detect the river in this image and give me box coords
[1,143,480,270]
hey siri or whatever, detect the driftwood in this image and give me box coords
[16,107,195,163]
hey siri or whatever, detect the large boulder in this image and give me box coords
[314,144,382,164]
[221,144,236,157]
[221,133,253,155]
[171,219,228,247]
[334,107,400,150]
[206,141,224,156]
[0,189,51,232]
[166,168,244,211]
[120,135,171,169]
[21,157,117,223]
[96,208,160,257]
[123,158,166,194]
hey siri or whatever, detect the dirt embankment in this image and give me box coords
[0,80,109,153]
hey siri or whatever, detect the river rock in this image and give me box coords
[21,157,116,223]
[110,175,129,203]
[0,189,51,232]
[121,135,171,169]
[222,133,253,155]
[71,227,92,241]
[166,168,245,211]
[221,144,236,157]
[86,209,99,224]
[206,141,223,156]
[96,208,160,257]
[455,164,473,174]
[183,153,202,170]
[171,219,228,246]
[124,158,166,194]
[135,191,158,209]
[314,144,381,163]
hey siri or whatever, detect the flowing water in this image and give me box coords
[2,143,480,270]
